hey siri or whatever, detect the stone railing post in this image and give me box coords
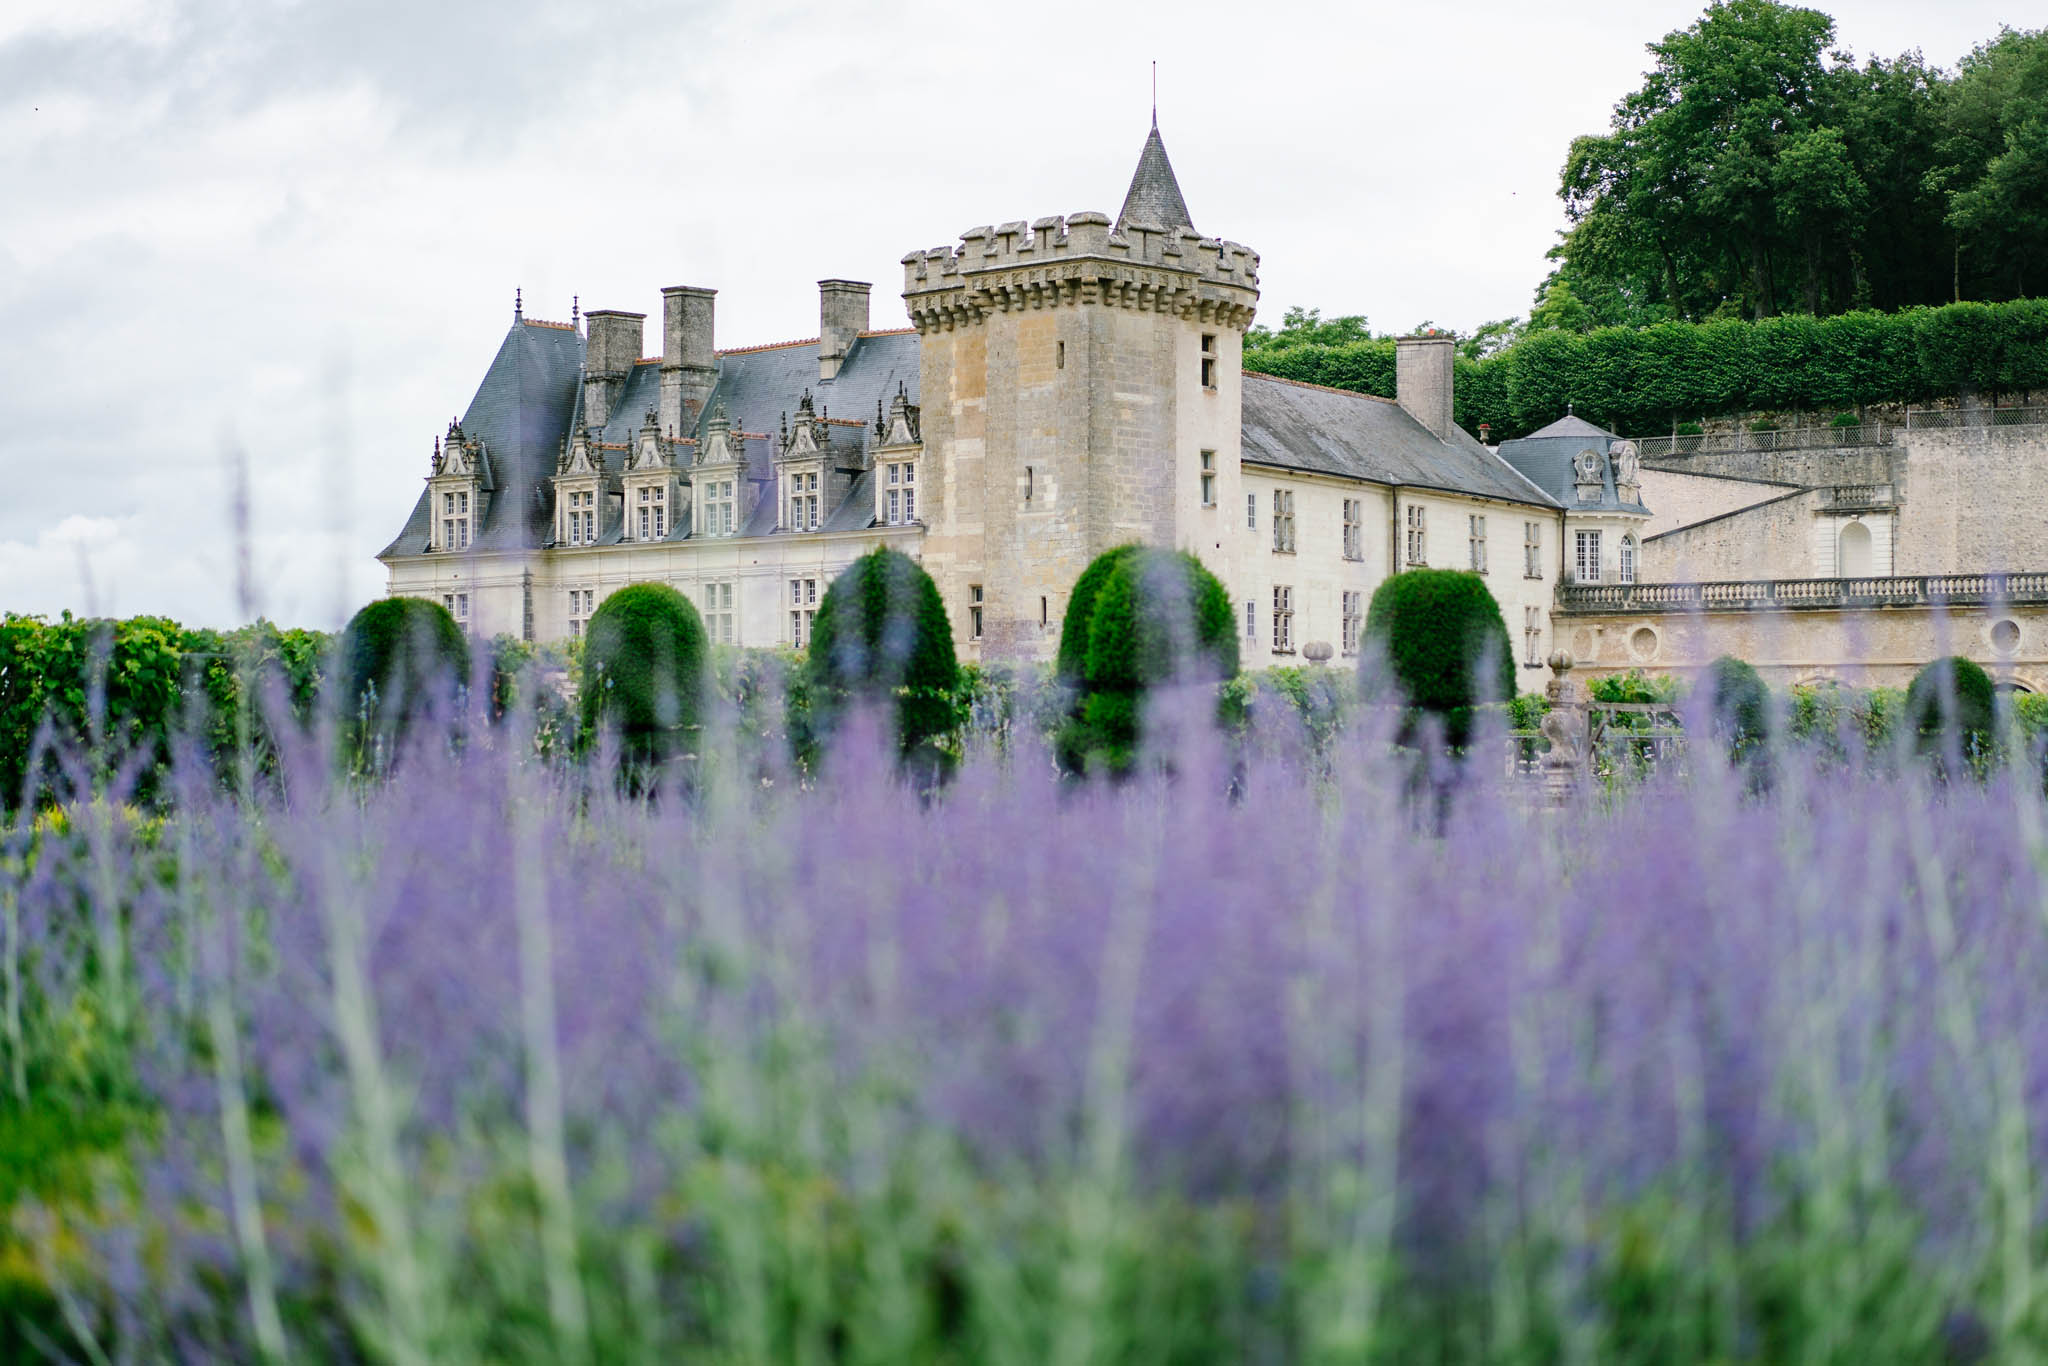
[1538,651,1587,804]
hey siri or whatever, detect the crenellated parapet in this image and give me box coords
[901,211,1259,333]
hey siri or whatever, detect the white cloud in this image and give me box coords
[0,0,2025,628]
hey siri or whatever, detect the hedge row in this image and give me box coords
[1244,298,2048,439]
[0,614,329,807]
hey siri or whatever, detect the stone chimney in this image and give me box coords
[661,286,717,438]
[582,309,645,431]
[818,279,871,382]
[1396,333,1457,441]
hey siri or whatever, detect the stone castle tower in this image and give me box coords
[902,123,1260,656]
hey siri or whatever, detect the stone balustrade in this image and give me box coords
[1557,571,2048,614]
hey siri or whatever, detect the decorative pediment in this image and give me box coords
[629,410,673,472]
[874,382,921,448]
[781,390,829,458]
[557,430,600,476]
[698,403,747,468]
[1573,447,1606,503]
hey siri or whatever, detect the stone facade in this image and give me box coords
[380,125,1566,671]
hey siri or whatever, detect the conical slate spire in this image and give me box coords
[1117,123,1196,233]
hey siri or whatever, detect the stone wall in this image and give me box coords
[1638,468,1797,538]
[1895,427,2048,575]
[1643,488,1820,582]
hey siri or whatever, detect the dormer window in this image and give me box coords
[704,479,737,536]
[560,489,597,546]
[785,471,820,531]
[885,461,917,525]
[635,485,668,540]
[441,490,471,550]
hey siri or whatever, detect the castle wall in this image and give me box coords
[1643,489,1821,582]
[1638,468,1797,538]
[1895,427,2048,575]
[1555,600,2048,692]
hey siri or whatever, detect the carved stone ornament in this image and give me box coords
[1611,439,1640,487]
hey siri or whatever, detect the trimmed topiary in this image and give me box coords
[580,583,710,766]
[1363,569,1513,748]
[338,597,470,735]
[1904,655,1997,767]
[1697,655,1771,756]
[806,547,960,757]
[1056,543,1144,687]
[1060,546,1237,773]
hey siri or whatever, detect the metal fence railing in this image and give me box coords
[1905,405,2048,430]
[1634,424,1889,458]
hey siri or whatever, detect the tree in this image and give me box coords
[1904,655,1997,771]
[1362,570,1514,748]
[805,547,959,760]
[579,583,710,770]
[1939,28,2048,301]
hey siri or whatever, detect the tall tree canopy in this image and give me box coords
[1552,3,2045,323]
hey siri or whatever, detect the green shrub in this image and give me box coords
[340,597,469,731]
[1674,421,1705,436]
[806,548,960,758]
[1588,669,1679,705]
[1750,418,1780,433]
[1696,656,1771,757]
[1059,547,1237,774]
[580,583,710,767]
[1363,570,1514,747]
[1830,410,1861,427]
[1904,656,1997,765]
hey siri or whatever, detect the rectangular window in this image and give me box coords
[1244,599,1257,641]
[1575,530,1602,584]
[653,492,665,539]
[1342,498,1362,561]
[1247,491,1257,530]
[1025,465,1035,503]
[1342,591,1362,656]
[1271,585,1294,653]
[968,584,984,641]
[883,463,917,525]
[1039,596,1048,628]
[1200,333,1217,389]
[1057,340,1066,369]
[705,581,736,645]
[568,588,595,639]
[1200,449,1216,507]
[1524,521,1542,578]
[1469,514,1488,573]
[1619,535,1636,585]
[1272,489,1295,553]
[1405,504,1427,565]
[454,592,468,623]
[1524,605,1542,666]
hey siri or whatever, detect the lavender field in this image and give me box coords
[3,677,2044,1363]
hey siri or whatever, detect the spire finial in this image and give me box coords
[1151,61,1157,128]
[1568,400,1575,415]
[514,286,522,321]
[572,294,579,327]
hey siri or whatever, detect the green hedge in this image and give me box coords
[1244,298,2048,439]
[339,598,470,753]
[1058,547,1238,774]
[0,613,329,808]
[1363,570,1514,747]
[806,548,960,758]
[580,583,710,767]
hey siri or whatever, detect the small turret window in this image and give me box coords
[1201,333,1217,389]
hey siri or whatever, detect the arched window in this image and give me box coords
[1618,534,1637,585]
[1838,520,1872,577]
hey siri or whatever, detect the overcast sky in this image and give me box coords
[0,0,2028,628]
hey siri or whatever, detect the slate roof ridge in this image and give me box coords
[1245,372,1399,406]
[719,336,821,356]
[856,327,915,338]
[521,318,577,331]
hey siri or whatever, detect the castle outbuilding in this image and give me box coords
[381,125,1568,674]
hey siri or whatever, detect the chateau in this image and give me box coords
[380,123,2048,693]
[380,125,1581,679]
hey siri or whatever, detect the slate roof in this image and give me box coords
[1495,417,1651,517]
[1118,124,1197,233]
[382,328,921,558]
[1240,376,1559,509]
[379,319,585,558]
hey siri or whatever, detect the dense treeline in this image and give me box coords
[1555,3,2047,321]
[1245,297,2048,439]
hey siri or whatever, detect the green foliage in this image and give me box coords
[0,613,329,808]
[1904,655,1998,766]
[1697,655,1772,758]
[1246,296,2048,440]
[1058,547,1238,774]
[1506,691,1551,731]
[340,597,469,737]
[806,548,960,758]
[579,583,709,767]
[1364,570,1514,747]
